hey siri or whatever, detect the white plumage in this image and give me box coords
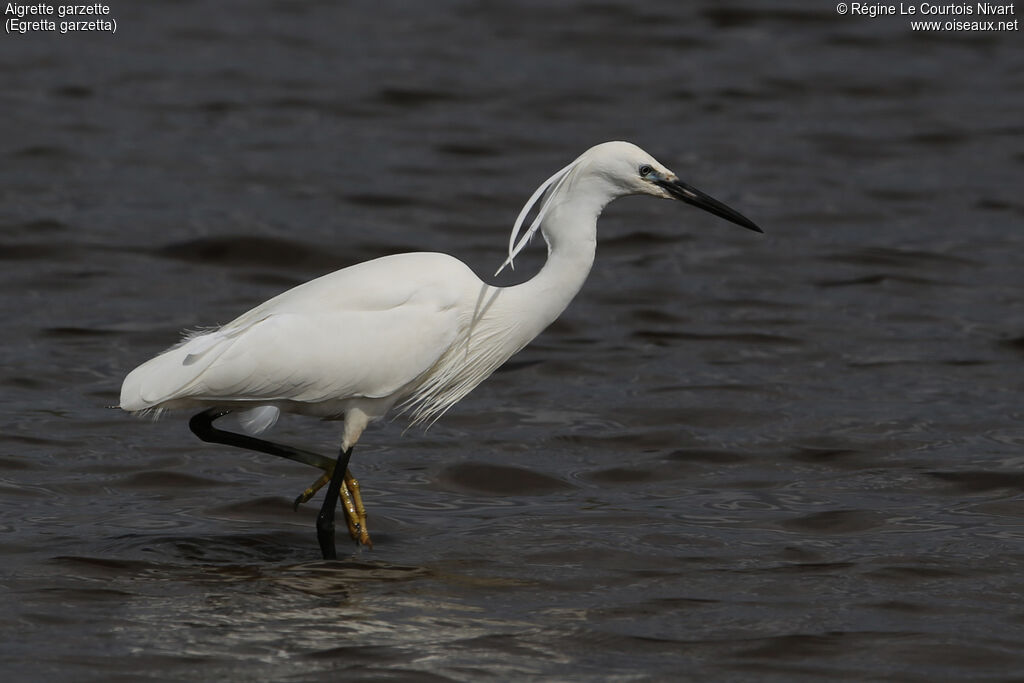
[122,140,760,459]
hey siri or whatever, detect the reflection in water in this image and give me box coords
[44,554,568,679]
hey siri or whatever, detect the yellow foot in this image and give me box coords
[345,470,372,548]
[293,472,330,511]
[293,468,372,548]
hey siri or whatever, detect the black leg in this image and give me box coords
[317,446,353,560]
[189,408,368,555]
[188,408,335,471]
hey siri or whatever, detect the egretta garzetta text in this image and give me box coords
[120,141,762,558]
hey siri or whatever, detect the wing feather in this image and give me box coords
[121,252,477,413]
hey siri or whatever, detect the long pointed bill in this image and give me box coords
[657,178,763,233]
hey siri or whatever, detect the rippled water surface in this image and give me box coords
[2,2,1023,680]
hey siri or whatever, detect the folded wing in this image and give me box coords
[120,252,477,414]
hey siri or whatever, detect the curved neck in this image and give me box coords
[498,190,605,339]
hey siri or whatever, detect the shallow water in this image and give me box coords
[2,1,1023,680]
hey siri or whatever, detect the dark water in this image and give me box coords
[3,1,1023,680]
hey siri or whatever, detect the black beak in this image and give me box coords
[657,178,763,233]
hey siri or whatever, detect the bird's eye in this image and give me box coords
[639,164,654,177]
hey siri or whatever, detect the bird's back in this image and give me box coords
[120,252,488,419]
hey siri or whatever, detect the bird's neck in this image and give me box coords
[502,191,604,339]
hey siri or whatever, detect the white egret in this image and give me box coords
[120,141,762,558]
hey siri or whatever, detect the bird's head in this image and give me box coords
[580,141,763,233]
[497,141,762,275]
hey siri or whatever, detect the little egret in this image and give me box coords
[120,141,762,558]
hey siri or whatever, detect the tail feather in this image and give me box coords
[119,328,237,412]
